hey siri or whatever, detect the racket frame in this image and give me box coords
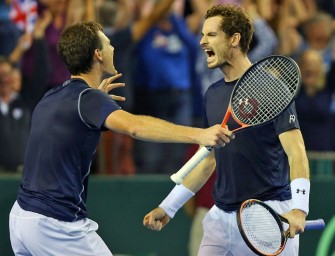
[237,199,287,256]
[237,199,325,256]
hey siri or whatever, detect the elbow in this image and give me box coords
[126,124,144,139]
[128,127,139,139]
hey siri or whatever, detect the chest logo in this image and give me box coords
[237,98,259,120]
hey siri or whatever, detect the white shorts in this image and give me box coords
[188,207,210,256]
[9,201,113,256]
[198,200,299,256]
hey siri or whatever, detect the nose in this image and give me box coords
[200,35,207,46]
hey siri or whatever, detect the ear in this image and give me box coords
[95,49,103,63]
[231,33,241,47]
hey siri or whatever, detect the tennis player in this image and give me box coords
[8,21,232,256]
[143,4,310,256]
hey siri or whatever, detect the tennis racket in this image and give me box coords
[237,199,325,256]
[170,55,301,184]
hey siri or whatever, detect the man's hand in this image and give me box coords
[98,73,126,101]
[281,209,307,238]
[198,125,235,148]
[143,207,171,231]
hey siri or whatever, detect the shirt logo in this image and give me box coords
[289,114,296,123]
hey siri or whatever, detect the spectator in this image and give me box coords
[95,0,176,174]
[243,0,278,63]
[299,12,335,72]
[21,0,74,91]
[0,0,21,56]
[132,0,199,174]
[278,11,335,72]
[8,10,52,111]
[0,57,31,172]
[295,49,335,151]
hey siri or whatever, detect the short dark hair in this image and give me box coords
[204,5,253,54]
[57,21,104,75]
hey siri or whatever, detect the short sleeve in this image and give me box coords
[79,89,121,129]
[273,101,300,135]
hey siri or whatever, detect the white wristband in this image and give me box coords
[159,184,195,218]
[290,178,310,215]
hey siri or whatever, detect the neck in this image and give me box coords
[71,67,101,89]
[220,54,252,82]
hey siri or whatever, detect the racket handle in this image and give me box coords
[305,219,325,230]
[170,146,213,184]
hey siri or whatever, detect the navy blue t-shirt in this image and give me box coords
[17,78,120,221]
[204,78,300,211]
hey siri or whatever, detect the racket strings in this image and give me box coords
[231,57,300,125]
[241,203,283,254]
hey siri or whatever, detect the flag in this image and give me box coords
[10,0,38,33]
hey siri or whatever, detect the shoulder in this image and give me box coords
[205,78,232,98]
[206,78,225,92]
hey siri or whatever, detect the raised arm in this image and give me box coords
[132,0,175,42]
[243,0,278,62]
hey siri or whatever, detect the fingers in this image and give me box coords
[143,214,163,231]
[214,137,227,148]
[110,95,126,102]
[107,82,125,91]
[284,230,290,238]
[287,223,304,238]
[98,73,124,93]
[106,73,122,82]
[214,125,235,148]
[281,210,306,238]
[222,125,235,140]
[143,208,170,232]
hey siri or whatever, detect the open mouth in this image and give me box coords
[205,49,215,62]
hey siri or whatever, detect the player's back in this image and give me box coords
[17,79,101,221]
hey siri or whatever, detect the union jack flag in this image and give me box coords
[10,0,38,33]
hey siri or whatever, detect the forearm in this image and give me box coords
[287,138,310,181]
[8,35,30,65]
[289,155,310,181]
[159,151,216,218]
[129,115,203,143]
[182,150,216,193]
[132,0,174,42]
[105,110,203,145]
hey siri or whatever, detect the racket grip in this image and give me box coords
[305,219,325,230]
[170,146,213,184]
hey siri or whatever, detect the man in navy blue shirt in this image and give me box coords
[144,5,310,256]
[8,21,232,256]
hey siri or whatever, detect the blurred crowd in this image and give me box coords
[1,0,335,175]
